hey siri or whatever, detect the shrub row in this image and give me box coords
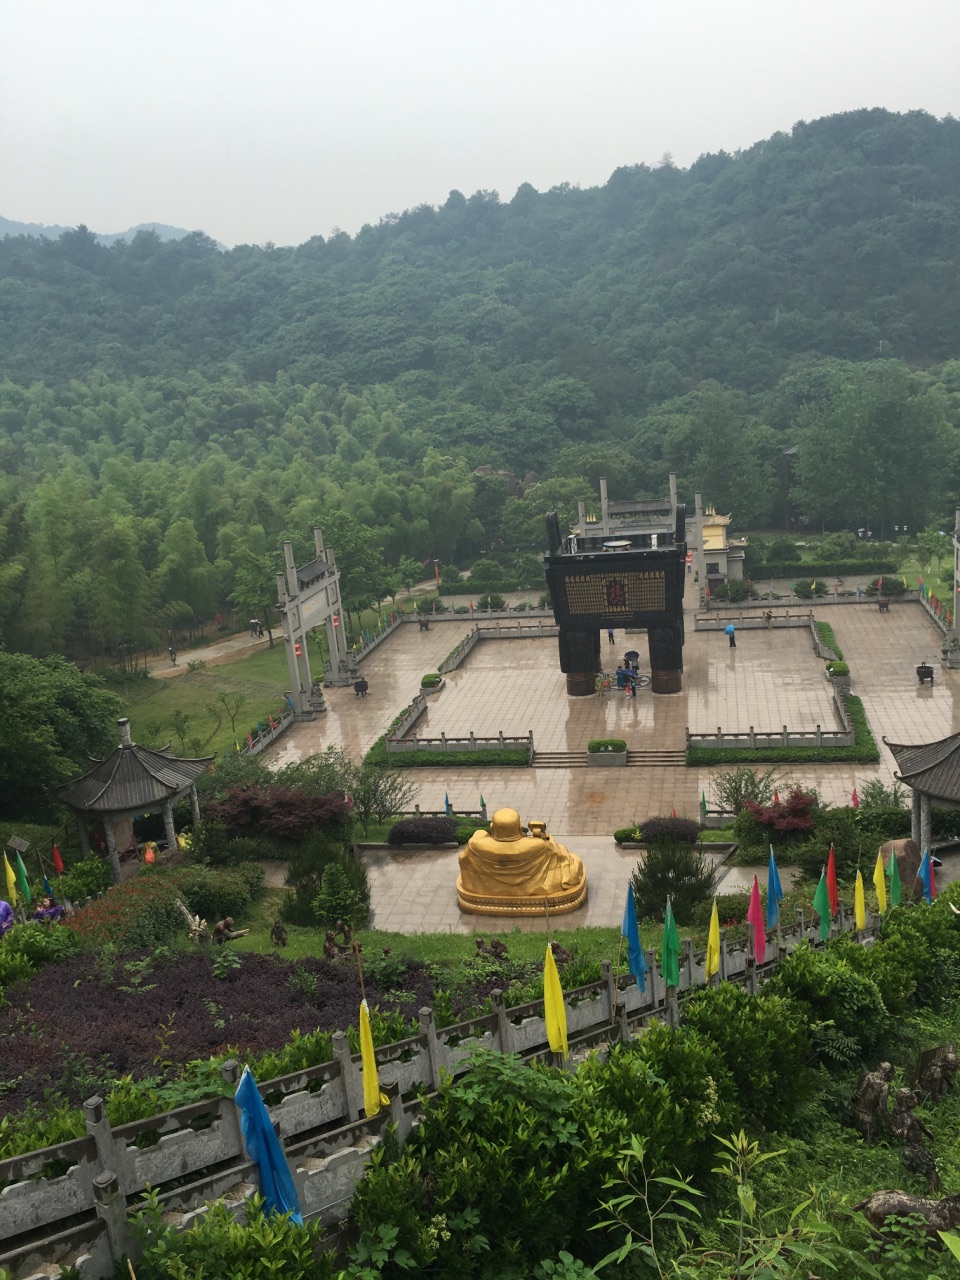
[615,816,701,845]
[814,619,843,659]
[386,817,458,846]
[587,738,626,753]
[750,558,899,579]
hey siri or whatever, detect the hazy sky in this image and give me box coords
[4,0,958,248]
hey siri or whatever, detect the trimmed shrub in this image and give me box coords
[587,738,626,754]
[814,620,843,660]
[455,819,490,845]
[639,816,700,845]
[751,558,898,579]
[58,852,113,902]
[420,672,442,687]
[365,737,530,768]
[689,890,752,929]
[387,817,458,846]
[711,579,755,602]
[688,694,880,766]
[174,863,264,923]
[826,660,849,678]
[866,575,907,596]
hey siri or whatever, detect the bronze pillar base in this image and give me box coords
[650,668,682,694]
[566,671,597,697]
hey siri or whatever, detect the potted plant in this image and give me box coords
[420,672,445,693]
[588,738,628,767]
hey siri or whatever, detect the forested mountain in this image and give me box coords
[1,108,959,665]
[0,216,202,246]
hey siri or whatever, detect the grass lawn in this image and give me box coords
[234,887,627,970]
[117,645,290,756]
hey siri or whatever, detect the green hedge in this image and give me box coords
[588,738,626,753]
[687,694,879,766]
[814,620,843,660]
[365,736,529,768]
[751,558,898,579]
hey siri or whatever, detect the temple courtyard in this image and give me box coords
[265,597,955,931]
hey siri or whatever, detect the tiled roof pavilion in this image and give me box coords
[884,730,960,849]
[56,718,212,881]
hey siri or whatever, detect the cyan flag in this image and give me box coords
[918,850,936,904]
[444,792,453,816]
[234,1067,302,1223]
[621,885,648,992]
[766,847,783,928]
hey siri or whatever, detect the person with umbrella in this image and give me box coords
[724,623,736,648]
[624,649,640,671]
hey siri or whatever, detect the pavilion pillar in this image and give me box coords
[102,819,122,884]
[162,801,178,853]
[76,816,91,857]
[920,793,933,854]
[189,785,201,827]
[911,789,922,845]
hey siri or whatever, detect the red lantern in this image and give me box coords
[294,641,302,657]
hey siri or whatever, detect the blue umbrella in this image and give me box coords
[234,1067,302,1223]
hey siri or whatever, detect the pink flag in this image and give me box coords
[851,786,859,809]
[773,789,780,805]
[247,732,254,748]
[747,874,766,965]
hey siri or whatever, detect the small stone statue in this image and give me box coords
[916,1050,959,1104]
[890,1088,940,1191]
[270,920,288,949]
[213,916,249,945]
[852,1061,894,1143]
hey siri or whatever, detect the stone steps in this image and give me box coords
[532,749,687,769]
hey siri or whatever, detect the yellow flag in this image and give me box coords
[544,944,568,1058]
[359,999,386,1117]
[3,853,16,908]
[872,850,887,915]
[854,870,866,930]
[705,899,721,979]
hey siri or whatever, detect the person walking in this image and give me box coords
[168,646,178,666]
[724,623,736,648]
[607,628,615,645]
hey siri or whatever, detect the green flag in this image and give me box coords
[700,791,707,823]
[15,853,31,906]
[887,851,902,906]
[661,896,681,989]
[812,869,830,941]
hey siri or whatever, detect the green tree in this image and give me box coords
[0,653,122,819]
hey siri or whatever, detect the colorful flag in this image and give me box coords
[544,944,568,1057]
[746,875,766,965]
[3,853,17,907]
[479,794,486,810]
[855,870,870,931]
[234,1067,302,1223]
[851,786,859,809]
[705,900,721,980]
[621,885,648,991]
[444,792,452,816]
[359,999,387,1117]
[671,807,677,819]
[661,896,680,989]
[888,851,902,906]
[700,791,707,823]
[52,844,64,875]
[773,789,780,805]
[16,854,31,906]
[43,875,54,899]
[248,732,255,749]
[767,847,783,928]
[877,576,883,591]
[812,869,831,941]
[826,846,839,915]
[269,715,277,731]
[873,850,887,914]
[918,850,937,904]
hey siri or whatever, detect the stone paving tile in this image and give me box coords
[363,836,731,934]
[265,602,960,933]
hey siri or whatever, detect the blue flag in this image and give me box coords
[767,847,783,928]
[286,694,295,712]
[444,792,452,816]
[621,885,648,991]
[43,875,54,899]
[257,721,263,736]
[918,850,936,904]
[234,1067,302,1223]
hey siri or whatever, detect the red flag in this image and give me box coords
[773,790,780,805]
[746,875,766,965]
[705,584,711,597]
[672,807,677,818]
[826,846,839,915]
[52,844,64,875]
[851,786,859,809]
[877,576,883,590]
[269,715,277,731]
[469,600,474,611]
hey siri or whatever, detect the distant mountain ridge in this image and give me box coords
[0,215,218,248]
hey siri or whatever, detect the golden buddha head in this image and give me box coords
[490,808,523,841]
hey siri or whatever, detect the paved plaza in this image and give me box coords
[264,598,955,931]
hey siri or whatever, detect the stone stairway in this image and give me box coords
[532,749,687,769]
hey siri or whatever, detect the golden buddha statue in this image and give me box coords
[457,808,587,915]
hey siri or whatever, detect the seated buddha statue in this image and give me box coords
[457,808,587,915]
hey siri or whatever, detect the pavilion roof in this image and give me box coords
[56,741,213,814]
[884,729,960,802]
